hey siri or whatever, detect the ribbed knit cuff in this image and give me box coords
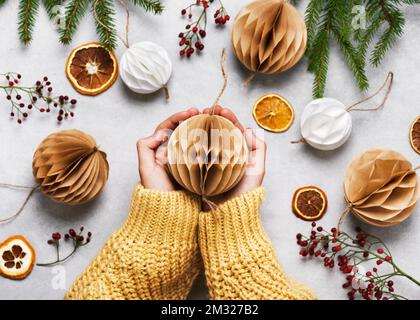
[122,185,201,244]
[199,187,317,300]
[199,187,270,261]
[65,185,202,300]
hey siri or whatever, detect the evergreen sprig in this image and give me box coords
[60,0,164,48]
[2,0,163,49]
[18,0,41,44]
[128,0,163,13]
[60,0,91,45]
[93,0,117,50]
[296,0,420,97]
[42,0,64,19]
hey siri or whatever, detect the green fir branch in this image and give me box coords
[369,0,405,66]
[127,0,163,14]
[0,0,7,7]
[304,0,324,52]
[42,0,64,19]
[18,0,40,44]
[93,0,117,50]
[307,14,330,99]
[60,0,91,45]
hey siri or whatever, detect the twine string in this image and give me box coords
[290,138,305,144]
[93,0,130,48]
[346,72,394,112]
[0,183,39,223]
[291,72,394,145]
[243,72,256,87]
[336,203,353,236]
[211,48,228,115]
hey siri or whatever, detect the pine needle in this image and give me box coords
[60,0,91,45]
[93,0,117,50]
[42,0,64,19]
[128,0,164,14]
[18,0,41,44]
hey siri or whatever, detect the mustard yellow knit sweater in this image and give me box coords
[65,185,316,300]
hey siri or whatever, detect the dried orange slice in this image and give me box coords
[66,42,118,96]
[292,186,328,221]
[253,94,294,132]
[0,235,35,280]
[410,116,420,154]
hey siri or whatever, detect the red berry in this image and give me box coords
[193,26,198,33]
[366,271,372,277]
[376,259,383,265]
[377,248,384,254]
[385,255,391,262]
[52,233,61,240]
[373,267,377,272]
[47,240,54,245]
[199,29,206,37]
[181,9,187,15]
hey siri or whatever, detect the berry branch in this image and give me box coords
[178,0,229,58]
[296,222,420,300]
[37,227,92,267]
[1,72,77,124]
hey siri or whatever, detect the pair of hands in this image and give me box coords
[136,106,266,205]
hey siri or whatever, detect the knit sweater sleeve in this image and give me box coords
[198,187,317,300]
[65,185,201,300]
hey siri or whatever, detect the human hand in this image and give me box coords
[202,106,266,206]
[136,108,199,191]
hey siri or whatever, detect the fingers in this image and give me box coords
[203,105,244,132]
[244,128,266,177]
[155,108,199,132]
[244,128,266,152]
[137,130,169,176]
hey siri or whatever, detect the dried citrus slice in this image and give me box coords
[292,186,328,221]
[0,235,35,280]
[410,116,420,154]
[253,94,294,132]
[66,42,118,96]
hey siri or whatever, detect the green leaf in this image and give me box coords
[93,0,117,49]
[18,0,40,44]
[127,0,163,14]
[60,0,91,45]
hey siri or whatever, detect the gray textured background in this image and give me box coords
[0,1,419,300]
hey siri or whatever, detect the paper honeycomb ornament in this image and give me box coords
[32,130,109,205]
[231,0,307,75]
[343,149,419,227]
[167,114,248,197]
